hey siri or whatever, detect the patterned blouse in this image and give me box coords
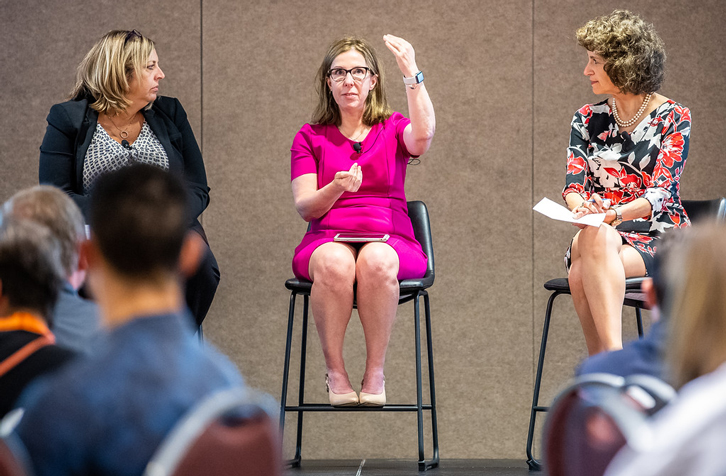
[83,122,169,193]
[563,99,691,258]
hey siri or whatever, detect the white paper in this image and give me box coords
[533,197,605,227]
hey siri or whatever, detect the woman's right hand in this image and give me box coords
[333,163,362,193]
[572,193,610,218]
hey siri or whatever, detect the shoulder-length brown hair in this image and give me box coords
[69,30,155,114]
[311,37,392,126]
[668,223,726,389]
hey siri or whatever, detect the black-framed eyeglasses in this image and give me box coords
[328,67,371,83]
[124,30,142,44]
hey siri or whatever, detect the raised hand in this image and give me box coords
[333,163,363,193]
[383,34,418,77]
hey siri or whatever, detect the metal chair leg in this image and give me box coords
[526,290,564,471]
[414,292,425,470]
[280,292,297,433]
[636,307,644,338]
[423,291,439,470]
[292,295,309,466]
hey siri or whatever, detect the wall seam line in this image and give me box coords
[531,0,536,389]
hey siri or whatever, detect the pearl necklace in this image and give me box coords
[611,92,653,128]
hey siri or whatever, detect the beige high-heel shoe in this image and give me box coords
[326,374,359,407]
[359,378,386,407]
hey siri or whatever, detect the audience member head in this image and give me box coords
[0,217,64,321]
[641,231,683,320]
[70,29,156,114]
[576,10,666,95]
[88,164,189,285]
[3,186,86,280]
[668,223,726,388]
[312,36,391,126]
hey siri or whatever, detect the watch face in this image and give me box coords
[415,71,424,83]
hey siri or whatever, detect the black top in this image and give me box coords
[38,96,210,238]
[0,331,76,416]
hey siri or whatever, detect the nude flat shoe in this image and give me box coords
[326,374,359,407]
[359,378,386,407]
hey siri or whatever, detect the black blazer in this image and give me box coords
[39,96,210,237]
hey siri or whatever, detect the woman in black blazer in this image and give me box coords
[39,30,218,327]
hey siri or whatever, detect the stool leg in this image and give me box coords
[293,294,309,466]
[280,292,297,433]
[414,292,425,470]
[636,307,644,338]
[526,290,562,471]
[423,291,439,469]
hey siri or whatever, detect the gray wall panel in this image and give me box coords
[0,0,724,462]
[202,0,533,459]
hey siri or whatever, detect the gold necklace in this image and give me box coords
[105,111,139,139]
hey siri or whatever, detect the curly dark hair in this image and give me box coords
[576,10,666,95]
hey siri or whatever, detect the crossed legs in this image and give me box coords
[309,242,399,395]
[568,225,646,356]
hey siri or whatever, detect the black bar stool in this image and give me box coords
[279,201,439,471]
[526,197,726,470]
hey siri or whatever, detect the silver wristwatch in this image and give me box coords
[610,207,623,227]
[403,71,424,89]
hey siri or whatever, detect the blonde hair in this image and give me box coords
[576,10,666,95]
[311,37,392,126]
[69,30,155,114]
[668,223,726,389]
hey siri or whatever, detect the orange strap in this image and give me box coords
[0,312,55,378]
[0,333,55,378]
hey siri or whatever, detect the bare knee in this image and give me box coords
[311,246,356,289]
[356,245,399,285]
[577,226,621,260]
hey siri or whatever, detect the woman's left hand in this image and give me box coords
[383,35,418,78]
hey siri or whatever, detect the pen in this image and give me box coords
[587,198,612,208]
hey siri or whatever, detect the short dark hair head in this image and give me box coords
[576,10,666,95]
[89,164,188,279]
[4,186,86,277]
[0,218,64,320]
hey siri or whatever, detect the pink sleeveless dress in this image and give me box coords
[290,112,427,281]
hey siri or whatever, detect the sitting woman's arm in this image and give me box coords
[563,109,654,223]
[384,35,435,157]
[292,164,362,222]
[39,104,90,217]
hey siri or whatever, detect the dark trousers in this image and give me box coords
[185,240,220,327]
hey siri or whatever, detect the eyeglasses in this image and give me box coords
[124,30,142,44]
[328,67,371,83]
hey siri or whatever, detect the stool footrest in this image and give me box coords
[284,403,433,412]
[533,406,550,412]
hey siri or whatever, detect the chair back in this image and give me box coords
[407,200,435,285]
[682,198,726,223]
[543,373,673,476]
[0,435,31,476]
[144,388,281,476]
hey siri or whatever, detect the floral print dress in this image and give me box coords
[563,99,691,273]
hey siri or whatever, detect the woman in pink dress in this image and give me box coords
[290,35,435,406]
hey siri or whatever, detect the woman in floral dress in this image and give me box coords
[564,10,690,355]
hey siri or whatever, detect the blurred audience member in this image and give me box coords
[0,219,75,416]
[606,223,726,476]
[3,186,100,354]
[15,165,244,476]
